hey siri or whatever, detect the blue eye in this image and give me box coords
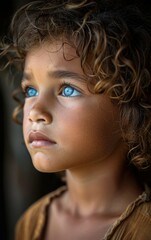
[26,87,38,98]
[62,86,81,97]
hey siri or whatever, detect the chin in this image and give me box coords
[31,157,65,173]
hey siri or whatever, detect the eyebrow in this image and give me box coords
[48,70,87,82]
[22,70,87,83]
[22,72,32,81]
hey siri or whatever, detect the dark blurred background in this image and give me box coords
[0,1,151,240]
[0,1,64,240]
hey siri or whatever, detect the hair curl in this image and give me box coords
[1,0,151,182]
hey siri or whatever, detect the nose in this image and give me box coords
[28,102,52,124]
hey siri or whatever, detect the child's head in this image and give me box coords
[1,0,151,182]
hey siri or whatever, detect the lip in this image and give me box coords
[28,131,56,148]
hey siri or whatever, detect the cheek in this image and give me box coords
[22,105,30,143]
[56,104,120,152]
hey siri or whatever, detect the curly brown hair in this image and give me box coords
[1,0,151,182]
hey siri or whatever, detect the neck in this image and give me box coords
[65,161,142,217]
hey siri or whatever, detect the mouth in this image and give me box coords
[28,131,56,148]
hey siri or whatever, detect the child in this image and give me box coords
[1,0,151,239]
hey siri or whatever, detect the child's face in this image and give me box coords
[22,42,124,173]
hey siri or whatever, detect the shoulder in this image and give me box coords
[131,186,151,223]
[15,186,67,240]
[130,199,151,238]
[109,187,151,240]
[121,189,151,239]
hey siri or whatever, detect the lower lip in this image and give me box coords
[30,140,56,148]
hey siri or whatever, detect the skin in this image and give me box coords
[22,42,142,240]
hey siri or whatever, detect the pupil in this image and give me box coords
[65,87,73,96]
[29,88,36,96]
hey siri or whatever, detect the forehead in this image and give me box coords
[25,41,79,67]
[23,41,86,79]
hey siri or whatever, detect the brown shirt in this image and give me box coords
[15,185,151,240]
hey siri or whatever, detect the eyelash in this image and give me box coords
[21,81,82,98]
[21,84,37,98]
[59,82,82,96]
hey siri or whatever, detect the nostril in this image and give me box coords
[28,110,52,124]
[28,102,52,124]
[37,118,47,123]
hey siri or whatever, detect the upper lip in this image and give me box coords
[28,131,56,144]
